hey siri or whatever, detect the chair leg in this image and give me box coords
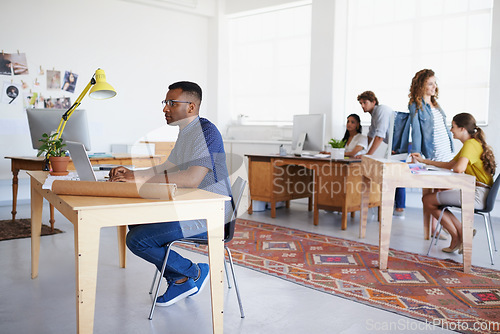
[225,246,245,318]
[224,255,232,289]
[488,213,497,252]
[149,242,176,320]
[426,209,447,256]
[149,269,159,295]
[482,214,495,265]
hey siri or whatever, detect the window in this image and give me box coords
[344,0,493,125]
[228,3,312,124]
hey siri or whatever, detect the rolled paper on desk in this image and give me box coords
[51,180,176,200]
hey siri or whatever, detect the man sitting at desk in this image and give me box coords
[109,81,232,307]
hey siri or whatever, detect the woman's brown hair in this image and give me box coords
[453,113,496,176]
[408,69,439,112]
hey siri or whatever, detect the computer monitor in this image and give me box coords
[26,108,92,151]
[291,114,326,154]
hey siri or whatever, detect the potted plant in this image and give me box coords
[37,132,70,175]
[328,138,346,159]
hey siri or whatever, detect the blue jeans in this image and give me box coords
[395,188,406,209]
[126,220,207,282]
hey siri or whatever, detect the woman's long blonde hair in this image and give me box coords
[453,113,496,176]
[408,69,439,111]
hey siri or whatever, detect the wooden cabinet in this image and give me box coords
[141,141,175,164]
[246,154,380,229]
[247,155,313,218]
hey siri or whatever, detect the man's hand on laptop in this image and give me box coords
[109,166,136,182]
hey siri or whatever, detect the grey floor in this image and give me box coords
[1,191,499,334]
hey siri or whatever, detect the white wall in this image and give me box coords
[0,0,218,203]
[2,0,499,204]
[485,0,500,168]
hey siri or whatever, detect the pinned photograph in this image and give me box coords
[43,97,71,109]
[2,81,21,104]
[62,71,78,93]
[47,70,61,90]
[0,53,29,75]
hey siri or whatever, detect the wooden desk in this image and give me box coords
[359,156,476,273]
[246,154,381,228]
[5,154,163,229]
[28,171,229,334]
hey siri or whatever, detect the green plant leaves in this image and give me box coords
[37,132,67,157]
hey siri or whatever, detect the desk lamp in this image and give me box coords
[56,68,116,140]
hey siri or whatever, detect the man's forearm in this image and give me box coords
[366,136,384,155]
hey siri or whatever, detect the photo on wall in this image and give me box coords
[44,97,71,109]
[0,54,12,75]
[2,81,21,104]
[61,71,78,93]
[0,53,29,75]
[47,70,61,89]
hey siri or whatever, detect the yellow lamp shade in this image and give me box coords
[89,69,117,99]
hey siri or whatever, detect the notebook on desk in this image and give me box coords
[66,141,109,181]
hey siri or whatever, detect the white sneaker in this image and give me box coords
[393,209,405,218]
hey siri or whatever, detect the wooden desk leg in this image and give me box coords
[30,180,43,279]
[49,204,55,232]
[206,208,225,334]
[12,168,19,221]
[308,197,312,212]
[359,176,370,238]
[270,202,276,218]
[341,204,348,230]
[117,226,127,268]
[313,189,319,226]
[75,222,101,334]
[422,188,432,240]
[247,200,253,215]
[461,188,475,273]
[379,186,396,270]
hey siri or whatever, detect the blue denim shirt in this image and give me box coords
[392,111,411,154]
[409,99,454,160]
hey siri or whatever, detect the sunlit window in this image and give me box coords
[228,4,312,124]
[344,0,493,125]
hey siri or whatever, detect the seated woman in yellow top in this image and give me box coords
[411,113,496,253]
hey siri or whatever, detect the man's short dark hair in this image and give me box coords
[169,81,202,103]
[357,91,379,105]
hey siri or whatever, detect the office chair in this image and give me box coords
[148,177,247,320]
[426,175,499,265]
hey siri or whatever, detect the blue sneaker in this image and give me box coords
[190,263,210,296]
[156,279,198,307]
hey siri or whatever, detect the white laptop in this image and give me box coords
[66,141,108,181]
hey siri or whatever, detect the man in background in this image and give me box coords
[357,90,406,217]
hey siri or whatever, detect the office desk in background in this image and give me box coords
[246,154,381,228]
[359,155,476,273]
[28,170,229,334]
[5,154,163,229]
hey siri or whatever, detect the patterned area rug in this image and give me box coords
[182,219,500,333]
[0,219,63,241]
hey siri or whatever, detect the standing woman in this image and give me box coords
[342,114,368,157]
[409,69,454,162]
[412,113,496,253]
[409,69,455,235]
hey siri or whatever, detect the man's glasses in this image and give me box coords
[162,100,192,107]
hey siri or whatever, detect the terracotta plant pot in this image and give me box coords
[49,156,70,176]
